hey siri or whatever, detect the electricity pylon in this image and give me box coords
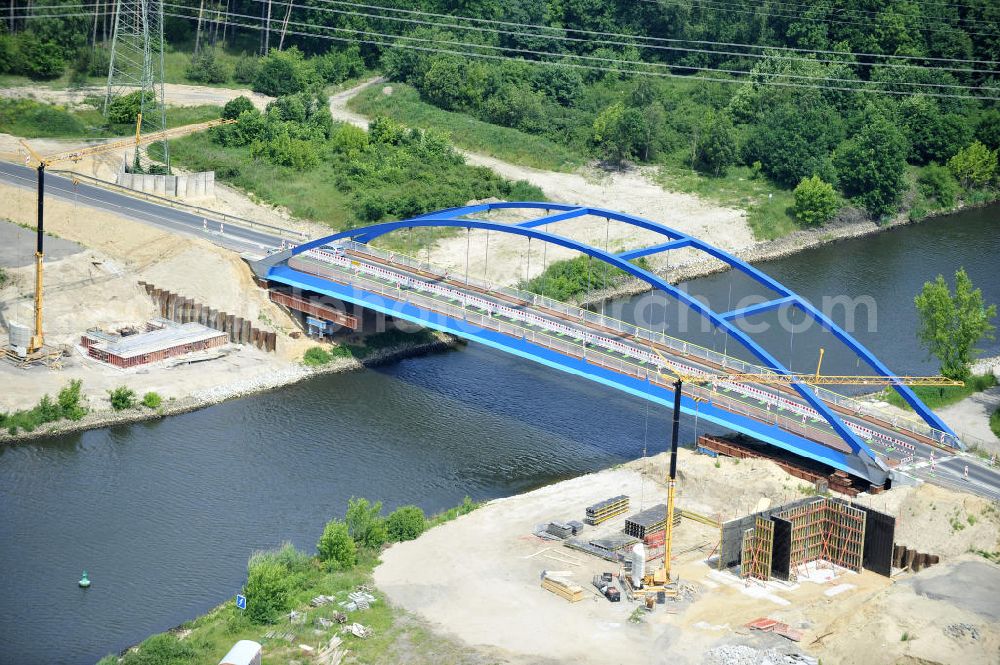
[104,0,169,172]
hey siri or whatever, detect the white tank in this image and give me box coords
[631,543,646,588]
[8,322,31,348]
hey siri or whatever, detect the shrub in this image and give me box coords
[185,47,229,84]
[313,46,364,84]
[793,175,839,226]
[345,497,388,549]
[250,133,319,170]
[242,557,290,624]
[222,95,256,120]
[386,505,426,542]
[303,347,332,366]
[991,406,1000,438]
[233,53,259,84]
[142,392,162,409]
[106,91,154,125]
[948,141,998,188]
[917,163,960,208]
[316,518,356,569]
[57,379,86,421]
[119,633,195,665]
[108,386,137,410]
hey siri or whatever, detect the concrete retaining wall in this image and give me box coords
[116,170,215,199]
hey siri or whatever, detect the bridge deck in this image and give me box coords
[269,244,957,484]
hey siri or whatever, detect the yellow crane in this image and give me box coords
[644,344,958,586]
[12,116,235,359]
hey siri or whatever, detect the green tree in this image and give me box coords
[834,106,909,218]
[793,175,839,226]
[141,392,162,409]
[948,141,998,188]
[108,386,137,410]
[743,102,842,188]
[975,110,1000,151]
[252,47,315,96]
[914,268,997,380]
[899,96,971,165]
[592,102,644,166]
[696,112,738,176]
[316,518,356,569]
[345,497,388,549]
[242,557,290,624]
[421,56,474,111]
[386,505,426,541]
[16,37,65,80]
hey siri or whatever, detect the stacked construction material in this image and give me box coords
[565,534,639,562]
[585,495,629,525]
[541,573,585,602]
[546,521,575,539]
[624,504,680,539]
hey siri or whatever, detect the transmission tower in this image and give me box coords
[104,0,169,172]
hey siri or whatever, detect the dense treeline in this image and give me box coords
[3,0,997,221]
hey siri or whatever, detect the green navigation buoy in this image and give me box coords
[79,571,91,588]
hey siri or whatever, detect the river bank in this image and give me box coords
[0,333,461,445]
[579,196,999,307]
[110,447,1000,665]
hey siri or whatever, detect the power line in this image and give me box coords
[238,0,1000,76]
[637,0,1000,38]
[683,0,998,30]
[161,6,1000,100]
[297,0,1000,66]
[170,2,997,94]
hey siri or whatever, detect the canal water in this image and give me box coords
[2,206,998,664]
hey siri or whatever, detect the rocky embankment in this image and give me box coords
[0,335,461,445]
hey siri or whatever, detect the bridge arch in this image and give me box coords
[289,203,956,479]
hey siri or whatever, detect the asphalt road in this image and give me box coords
[909,455,1000,502]
[0,161,285,253]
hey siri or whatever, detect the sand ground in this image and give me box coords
[375,450,1000,665]
[334,81,754,287]
[0,183,314,413]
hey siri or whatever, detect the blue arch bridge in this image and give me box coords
[258,202,966,489]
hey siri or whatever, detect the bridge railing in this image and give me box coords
[292,252,916,462]
[327,240,960,450]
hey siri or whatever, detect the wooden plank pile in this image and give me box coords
[540,573,585,602]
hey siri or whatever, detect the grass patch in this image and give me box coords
[166,115,542,231]
[97,497,482,665]
[656,163,800,240]
[349,83,584,172]
[0,97,221,140]
[883,374,997,411]
[519,255,652,301]
[991,406,1000,439]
